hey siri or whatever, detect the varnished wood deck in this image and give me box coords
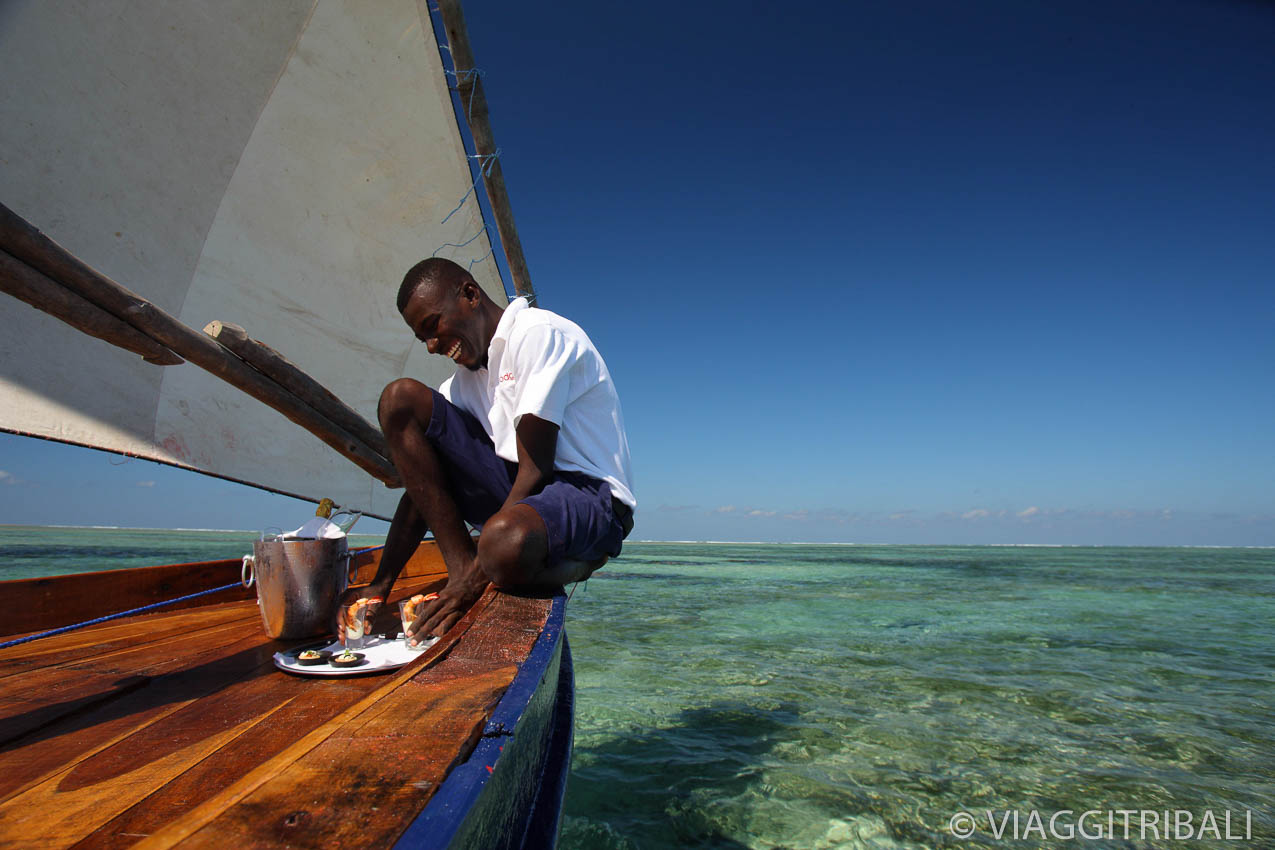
[0,545,553,849]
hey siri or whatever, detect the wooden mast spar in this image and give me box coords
[435,0,536,304]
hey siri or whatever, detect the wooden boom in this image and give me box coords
[204,320,393,463]
[0,250,183,366]
[0,202,399,487]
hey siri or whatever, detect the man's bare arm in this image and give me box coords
[501,414,559,511]
[366,493,429,593]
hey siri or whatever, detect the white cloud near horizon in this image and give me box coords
[0,470,18,485]
[136,480,156,488]
[676,503,1230,528]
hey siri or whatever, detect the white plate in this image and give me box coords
[273,634,440,676]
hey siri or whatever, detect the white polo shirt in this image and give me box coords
[438,298,636,508]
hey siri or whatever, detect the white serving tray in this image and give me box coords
[273,633,440,677]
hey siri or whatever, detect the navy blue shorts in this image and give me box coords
[424,388,629,566]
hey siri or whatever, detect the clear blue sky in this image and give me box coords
[2,0,1272,545]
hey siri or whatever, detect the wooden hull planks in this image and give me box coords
[0,543,568,849]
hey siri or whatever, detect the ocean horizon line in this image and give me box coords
[1,526,1269,548]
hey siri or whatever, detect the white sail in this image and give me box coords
[0,0,512,518]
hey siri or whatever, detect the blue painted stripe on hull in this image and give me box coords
[395,592,571,850]
[517,632,574,848]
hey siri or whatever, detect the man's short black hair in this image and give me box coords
[397,257,470,314]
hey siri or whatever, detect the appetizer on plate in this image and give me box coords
[330,649,365,668]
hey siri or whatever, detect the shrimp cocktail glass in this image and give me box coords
[399,593,438,650]
[344,597,371,650]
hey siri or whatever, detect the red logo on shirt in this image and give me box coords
[499,372,515,383]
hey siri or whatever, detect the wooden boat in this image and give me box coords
[0,1,572,846]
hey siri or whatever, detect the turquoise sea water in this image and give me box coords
[559,543,1274,849]
[3,529,1271,848]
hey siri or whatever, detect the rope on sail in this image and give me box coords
[436,67,501,275]
[0,582,243,650]
[440,150,501,226]
[435,148,501,275]
[433,224,489,258]
[466,247,496,274]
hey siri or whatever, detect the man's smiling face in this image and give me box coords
[401,281,487,371]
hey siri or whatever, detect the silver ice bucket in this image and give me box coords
[242,537,349,639]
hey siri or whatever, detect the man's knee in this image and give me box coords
[378,378,433,434]
[477,508,547,588]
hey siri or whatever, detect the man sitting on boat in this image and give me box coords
[340,258,635,641]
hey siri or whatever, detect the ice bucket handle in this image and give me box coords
[241,555,256,588]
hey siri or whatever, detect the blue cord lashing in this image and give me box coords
[440,150,501,226]
[435,224,489,254]
[446,67,486,123]
[434,150,501,270]
[0,581,244,651]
